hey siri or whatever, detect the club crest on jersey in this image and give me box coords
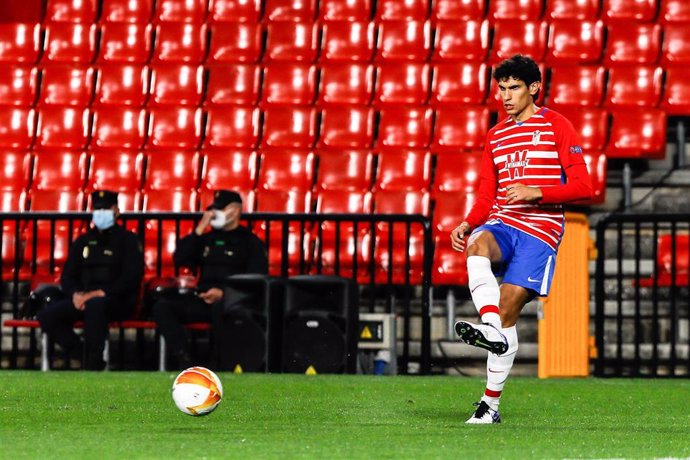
[532,130,541,145]
[505,150,529,180]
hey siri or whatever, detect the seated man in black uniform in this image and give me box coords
[38,190,145,370]
[153,190,268,369]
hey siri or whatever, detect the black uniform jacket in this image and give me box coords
[60,224,145,302]
[174,226,268,291]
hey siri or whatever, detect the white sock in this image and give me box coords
[467,256,501,328]
[482,326,518,410]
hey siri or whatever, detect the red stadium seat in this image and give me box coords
[320,21,375,62]
[546,20,604,64]
[37,65,95,107]
[545,0,600,20]
[93,64,150,107]
[431,20,489,62]
[207,23,263,63]
[261,63,317,106]
[608,109,667,159]
[318,0,371,21]
[431,62,488,106]
[491,20,548,63]
[86,149,144,193]
[25,189,86,273]
[254,188,313,276]
[432,0,486,20]
[377,107,432,148]
[547,65,605,108]
[0,108,36,149]
[0,150,32,194]
[205,64,261,106]
[264,0,317,22]
[371,189,429,284]
[661,25,690,65]
[149,64,203,107]
[200,150,257,193]
[374,62,430,106]
[84,187,141,212]
[315,149,373,190]
[433,151,483,193]
[648,235,690,287]
[488,0,544,21]
[144,151,200,191]
[154,0,209,23]
[556,107,609,151]
[261,107,317,148]
[45,0,98,23]
[146,107,203,151]
[0,23,41,64]
[605,65,662,108]
[0,66,38,106]
[265,22,319,62]
[203,106,260,149]
[375,149,431,191]
[602,0,656,22]
[0,190,27,213]
[375,20,431,62]
[582,151,607,204]
[36,107,91,149]
[605,23,661,65]
[96,23,153,64]
[312,187,373,280]
[257,149,315,190]
[42,23,98,64]
[100,0,154,23]
[432,106,490,152]
[317,62,374,106]
[661,67,690,115]
[141,187,198,276]
[208,0,261,23]
[91,107,148,149]
[431,191,477,286]
[660,0,690,23]
[317,106,375,148]
[32,149,88,191]
[151,23,206,64]
[375,0,429,20]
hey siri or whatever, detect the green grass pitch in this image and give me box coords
[1,372,689,459]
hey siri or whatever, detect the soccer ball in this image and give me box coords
[171,367,223,416]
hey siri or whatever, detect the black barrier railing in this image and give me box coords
[595,213,690,377]
[0,211,434,374]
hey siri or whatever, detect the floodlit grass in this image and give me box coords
[1,372,689,459]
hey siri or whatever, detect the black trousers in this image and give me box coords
[37,296,132,368]
[152,295,241,370]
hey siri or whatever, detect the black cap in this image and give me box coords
[91,190,118,209]
[207,190,242,210]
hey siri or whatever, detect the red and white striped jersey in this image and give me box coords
[465,107,591,250]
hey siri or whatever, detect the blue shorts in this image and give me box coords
[471,220,557,297]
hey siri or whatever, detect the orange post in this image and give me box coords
[538,212,592,378]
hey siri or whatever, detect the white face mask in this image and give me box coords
[92,209,115,230]
[210,209,227,229]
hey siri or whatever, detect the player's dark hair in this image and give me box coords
[493,54,542,100]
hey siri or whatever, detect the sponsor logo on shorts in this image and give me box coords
[569,145,583,154]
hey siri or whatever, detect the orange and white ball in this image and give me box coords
[171,367,223,416]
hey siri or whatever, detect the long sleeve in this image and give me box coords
[102,233,144,298]
[60,238,85,296]
[245,234,268,275]
[539,117,593,204]
[464,140,497,229]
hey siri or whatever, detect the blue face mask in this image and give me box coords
[92,209,115,230]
